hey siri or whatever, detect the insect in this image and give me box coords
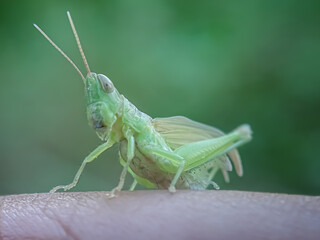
[34,12,252,197]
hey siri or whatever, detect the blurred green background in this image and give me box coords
[0,0,319,196]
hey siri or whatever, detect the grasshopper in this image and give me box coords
[34,12,252,197]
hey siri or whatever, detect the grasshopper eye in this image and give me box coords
[98,74,114,93]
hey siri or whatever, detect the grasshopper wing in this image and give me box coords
[152,116,243,178]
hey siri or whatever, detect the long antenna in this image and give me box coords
[33,24,86,82]
[67,11,91,75]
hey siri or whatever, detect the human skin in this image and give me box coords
[0,190,319,240]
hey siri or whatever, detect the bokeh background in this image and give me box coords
[0,0,319,196]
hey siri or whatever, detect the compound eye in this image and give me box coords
[98,74,114,93]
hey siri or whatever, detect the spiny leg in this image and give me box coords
[168,160,185,192]
[143,146,185,193]
[144,126,249,192]
[208,166,219,181]
[119,154,137,191]
[207,166,220,189]
[129,179,138,191]
[50,139,114,193]
[173,125,252,171]
[107,130,134,198]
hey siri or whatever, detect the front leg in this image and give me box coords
[50,139,114,193]
[107,126,135,198]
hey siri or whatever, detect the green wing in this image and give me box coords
[152,116,243,181]
[153,116,224,149]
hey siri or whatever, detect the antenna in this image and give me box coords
[67,11,91,75]
[33,24,86,82]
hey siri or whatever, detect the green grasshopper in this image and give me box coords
[34,12,252,197]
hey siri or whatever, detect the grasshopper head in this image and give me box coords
[34,13,123,141]
[85,73,122,140]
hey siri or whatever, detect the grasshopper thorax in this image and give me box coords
[85,73,123,140]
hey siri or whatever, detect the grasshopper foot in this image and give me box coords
[209,181,220,190]
[168,185,176,193]
[49,183,75,193]
[106,188,120,199]
[50,186,63,194]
